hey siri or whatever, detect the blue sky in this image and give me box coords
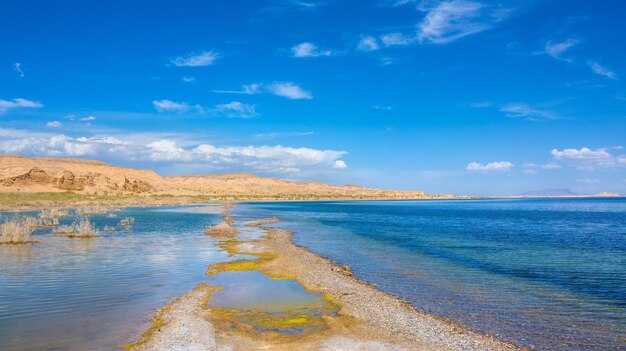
[1,0,625,195]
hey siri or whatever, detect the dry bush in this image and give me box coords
[38,208,70,219]
[68,217,99,238]
[103,225,116,232]
[118,217,135,228]
[0,215,37,244]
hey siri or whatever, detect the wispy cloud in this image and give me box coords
[46,121,62,128]
[0,98,43,114]
[253,131,314,139]
[214,101,258,118]
[214,82,311,99]
[153,99,203,113]
[588,61,617,79]
[417,0,490,44]
[466,161,513,172]
[80,116,96,121]
[373,105,393,110]
[14,63,25,78]
[291,42,334,57]
[170,51,218,67]
[357,36,380,52]
[213,83,261,95]
[266,82,313,99]
[544,38,578,61]
[500,103,560,121]
[182,76,196,83]
[375,1,516,48]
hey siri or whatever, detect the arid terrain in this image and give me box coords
[0,155,450,203]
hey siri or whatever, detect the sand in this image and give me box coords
[129,213,520,351]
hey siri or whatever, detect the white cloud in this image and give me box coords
[466,161,513,172]
[500,103,559,121]
[0,98,43,114]
[588,61,617,79]
[551,147,610,161]
[213,83,261,95]
[333,160,347,169]
[0,132,347,174]
[152,100,203,113]
[146,140,192,161]
[542,162,561,170]
[14,63,25,78]
[545,38,578,61]
[377,1,514,47]
[373,105,393,111]
[291,42,333,57]
[523,169,537,174]
[380,32,415,47]
[550,147,625,169]
[357,36,380,52]
[170,51,218,67]
[266,82,313,99]
[79,115,96,121]
[214,101,258,118]
[417,0,492,44]
[46,121,62,128]
[182,76,196,83]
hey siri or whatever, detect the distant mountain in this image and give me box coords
[520,188,578,196]
[0,155,434,200]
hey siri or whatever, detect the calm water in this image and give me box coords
[234,198,626,351]
[0,205,230,351]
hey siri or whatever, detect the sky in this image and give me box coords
[1,0,625,195]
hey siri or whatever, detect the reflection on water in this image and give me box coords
[208,271,335,334]
[0,206,226,351]
[236,198,626,351]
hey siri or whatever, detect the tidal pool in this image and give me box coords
[207,270,336,334]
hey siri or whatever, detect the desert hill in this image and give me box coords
[0,155,430,199]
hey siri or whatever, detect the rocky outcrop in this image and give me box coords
[1,167,153,194]
[122,176,154,193]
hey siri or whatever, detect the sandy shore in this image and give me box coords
[128,209,521,351]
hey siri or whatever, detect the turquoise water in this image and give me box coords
[0,205,229,351]
[234,198,626,351]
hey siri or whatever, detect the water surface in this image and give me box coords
[235,198,626,351]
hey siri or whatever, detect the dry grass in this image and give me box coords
[0,215,37,244]
[34,217,59,228]
[75,206,109,216]
[38,208,70,219]
[118,217,135,230]
[67,217,99,237]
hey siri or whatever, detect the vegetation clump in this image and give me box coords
[103,225,116,232]
[0,215,37,244]
[39,208,70,219]
[118,217,135,231]
[67,217,99,237]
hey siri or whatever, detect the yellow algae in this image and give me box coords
[206,259,264,276]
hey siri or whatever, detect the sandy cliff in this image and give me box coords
[0,155,430,199]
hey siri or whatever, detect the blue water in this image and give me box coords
[0,205,230,351]
[234,198,626,351]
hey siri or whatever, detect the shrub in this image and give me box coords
[68,217,99,237]
[0,215,37,244]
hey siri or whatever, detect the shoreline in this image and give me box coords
[128,210,521,351]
